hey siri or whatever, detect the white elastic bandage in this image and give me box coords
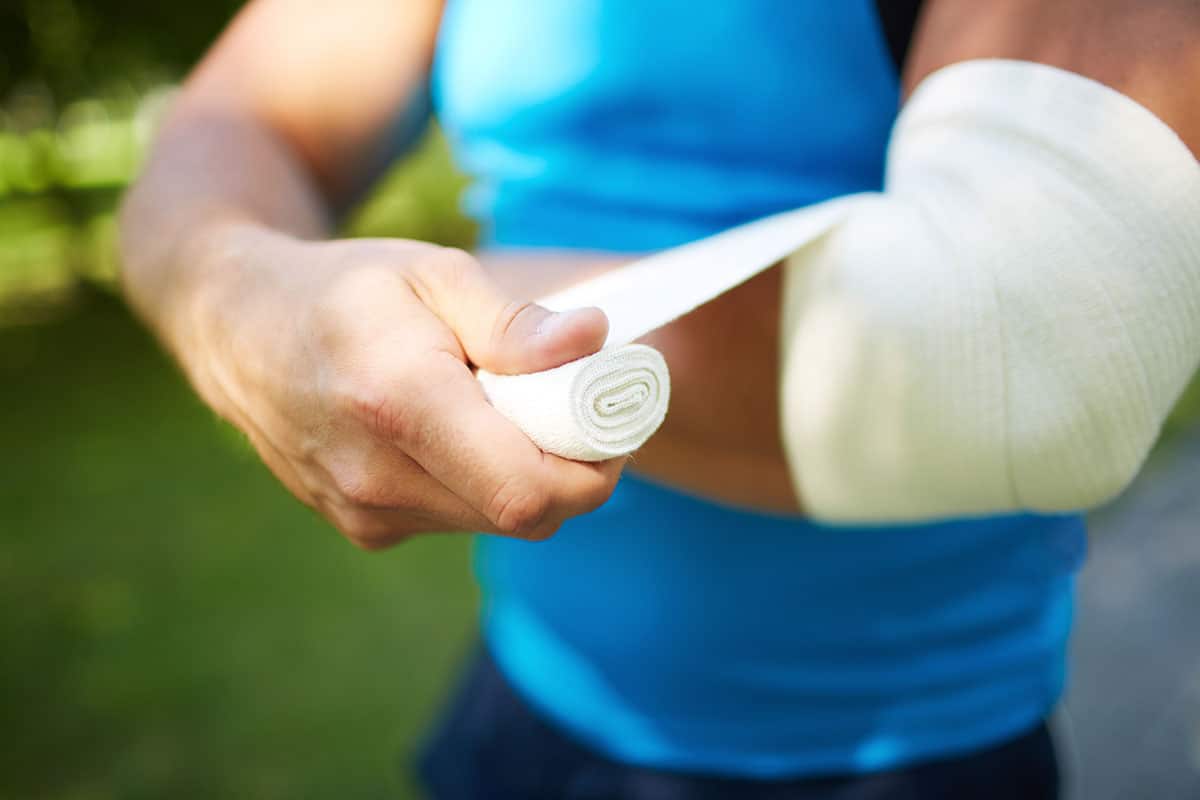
[478,60,1200,522]
[477,344,670,462]
[780,60,1200,521]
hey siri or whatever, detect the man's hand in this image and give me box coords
[181,225,621,549]
[119,0,629,550]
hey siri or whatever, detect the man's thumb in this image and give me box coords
[415,248,609,375]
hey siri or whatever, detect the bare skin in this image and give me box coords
[905,0,1200,156]
[120,0,1200,549]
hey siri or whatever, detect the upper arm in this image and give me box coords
[175,0,445,204]
[904,0,1200,157]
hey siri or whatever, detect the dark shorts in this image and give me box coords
[415,646,1061,800]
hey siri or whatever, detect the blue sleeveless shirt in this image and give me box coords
[433,0,1087,777]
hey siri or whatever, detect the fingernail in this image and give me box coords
[534,311,570,337]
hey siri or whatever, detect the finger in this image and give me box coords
[324,456,618,546]
[408,247,609,375]
[314,435,497,532]
[383,352,623,537]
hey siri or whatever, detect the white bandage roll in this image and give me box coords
[477,344,670,462]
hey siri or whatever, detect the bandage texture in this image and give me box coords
[478,344,670,462]
[781,60,1200,520]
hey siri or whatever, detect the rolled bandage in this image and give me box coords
[477,344,670,462]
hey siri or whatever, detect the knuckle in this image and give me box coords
[334,509,410,551]
[326,456,413,511]
[331,469,383,508]
[490,300,536,351]
[370,396,416,445]
[487,479,553,538]
[414,246,482,298]
[342,378,418,445]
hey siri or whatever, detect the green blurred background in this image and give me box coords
[3,2,1200,799]
[3,2,480,797]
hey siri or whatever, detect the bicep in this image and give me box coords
[177,0,444,203]
[904,0,1200,156]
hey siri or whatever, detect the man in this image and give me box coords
[120,1,1200,797]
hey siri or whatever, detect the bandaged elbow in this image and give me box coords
[780,60,1200,523]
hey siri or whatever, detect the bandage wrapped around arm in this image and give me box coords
[780,60,1200,522]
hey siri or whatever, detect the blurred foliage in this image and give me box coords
[0,0,475,323]
[0,0,242,101]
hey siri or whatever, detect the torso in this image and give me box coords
[432,0,1087,777]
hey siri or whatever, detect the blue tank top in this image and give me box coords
[433,0,1087,777]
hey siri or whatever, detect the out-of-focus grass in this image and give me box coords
[1,288,479,799]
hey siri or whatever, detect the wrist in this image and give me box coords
[163,219,302,418]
